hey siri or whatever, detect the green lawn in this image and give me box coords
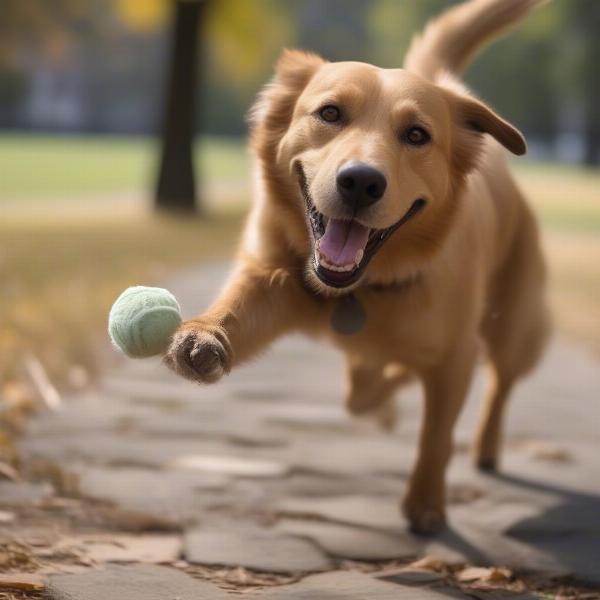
[0,134,249,201]
[512,159,600,233]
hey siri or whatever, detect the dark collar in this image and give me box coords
[302,271,422,299]
[365,271,422,292]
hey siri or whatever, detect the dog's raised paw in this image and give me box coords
[165,326,231,384]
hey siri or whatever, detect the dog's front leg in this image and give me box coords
[166,264,308,384]
[402,341,477,534]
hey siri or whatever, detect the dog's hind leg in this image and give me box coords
[344,357,413,430]
[474,207,550,471]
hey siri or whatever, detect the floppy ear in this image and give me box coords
[274,49,325,92]
[442,86,526,177]
[248,49,325,133]
[456,95,526,156]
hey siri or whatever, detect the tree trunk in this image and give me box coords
[577,1,600,166]
[156,0,204,212]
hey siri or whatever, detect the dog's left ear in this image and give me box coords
[457,95,526,156]
[442,87,526,174]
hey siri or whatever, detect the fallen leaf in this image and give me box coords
[0,462,20,481]
[0,573,45,592]
[0,510,15,523]
[409,555,449,572]
[487,566,512,583]
[516,440,572,463]
[456,566,512,583]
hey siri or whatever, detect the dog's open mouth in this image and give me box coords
[300,170,426,289]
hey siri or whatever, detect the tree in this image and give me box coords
[155,0,207,212]
[575,0,600,165]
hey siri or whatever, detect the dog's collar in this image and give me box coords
[365,271,422,293]
[302,270,422,298]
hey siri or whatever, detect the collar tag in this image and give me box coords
[331,293,367,335]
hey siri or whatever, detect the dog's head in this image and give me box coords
[251,51,525,294]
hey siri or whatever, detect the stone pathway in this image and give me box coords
[3,263,600,598]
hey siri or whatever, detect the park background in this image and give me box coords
[0,0,599,430]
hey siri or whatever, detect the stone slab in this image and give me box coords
[184,527,333,573]
[276,518,421,560]
[47,564,230,600]
[75,466,230,522]
[276,494,407,533]
[0,481,53,505]
[259,571,471,599]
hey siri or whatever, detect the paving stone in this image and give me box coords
[27,396,151,436]
[425,522,570,578]
[24,433,279,472]
[379,568,447,585]
[133,412,289,448]
[510,533,600,586]
[287,436,414,476]
[47,564,230,600]
[273,473,402,498]
[184,527,333,573]
[59,534,183,564]
[507,495,600,535]
[451,498,555,534]
[259,571,470,599]
[262,403,353,431]
[276,494,407,532]
[75,466,230,520]
[0,481,53,505]
[276,518,421,560]
[168,454,289,478]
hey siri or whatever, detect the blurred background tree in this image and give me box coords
[156,0,206,212]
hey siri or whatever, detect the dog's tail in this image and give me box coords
[404,0,545,80]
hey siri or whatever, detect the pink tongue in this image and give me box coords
[318,219,369,266]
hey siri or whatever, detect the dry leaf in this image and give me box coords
[457,566,512,583]
[516,440,572,463]
[0,573,45,592]
[0,462,20,482]
[409,555,449,572]
[0,510,15,524]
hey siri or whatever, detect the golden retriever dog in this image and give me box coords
[166,0,549,533]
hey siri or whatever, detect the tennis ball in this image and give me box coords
[108,286,182,358]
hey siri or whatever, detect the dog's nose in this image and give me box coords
[336,162,387,210]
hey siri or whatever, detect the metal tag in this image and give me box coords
[331,293,367,335]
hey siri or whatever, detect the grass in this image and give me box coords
[0,134,248,201]
[513,159,600,233]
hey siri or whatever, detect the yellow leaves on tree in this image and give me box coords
[113,0,169,33]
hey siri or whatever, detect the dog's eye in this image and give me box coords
[319,105,341,123]
[404,126,430,146]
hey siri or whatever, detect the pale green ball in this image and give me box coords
[108,286,182,358]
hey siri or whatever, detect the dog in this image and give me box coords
[166,0,550,534]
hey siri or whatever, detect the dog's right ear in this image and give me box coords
[248,49,325,133]
[274,49,325,89]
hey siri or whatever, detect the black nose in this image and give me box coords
[336,162,387,210]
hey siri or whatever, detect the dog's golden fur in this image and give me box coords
[166,0,550,533]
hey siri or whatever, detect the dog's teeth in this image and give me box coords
[355,249,364,266]
[317,254,355,272]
